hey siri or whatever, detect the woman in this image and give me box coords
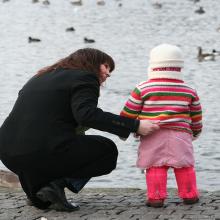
[0,48,159,212]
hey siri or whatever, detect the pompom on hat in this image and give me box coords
[148,43,184,80]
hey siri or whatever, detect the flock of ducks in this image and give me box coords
[27,0,123,44]
[28,19,96,43]
[28,35,96,44]
[70,0,121,7]
[5,0,218,60]
[152,0,205,15]
[30,0,119,7]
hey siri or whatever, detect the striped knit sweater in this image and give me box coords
[120,78,202,137]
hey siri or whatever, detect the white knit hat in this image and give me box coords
[148,43,184,80]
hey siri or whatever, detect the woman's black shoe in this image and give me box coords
[36,182,79,212]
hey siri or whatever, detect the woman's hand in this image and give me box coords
[137,120,160,136]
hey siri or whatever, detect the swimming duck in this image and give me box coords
[195,6,205,14]
[28,37,41,43]
[42,0,50,5]
[84,37,95,43]
[32,0,39,3]
[197,47,215,62]
[190,0,200,3]
[71,0,82,6]
[152,2,162,9]
[97,0,105,5]
[66,27,75,32]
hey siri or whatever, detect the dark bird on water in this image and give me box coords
[71,0,82,6]
[189,0,200,3]
[28,37,41,43]
[152,2,162,9]
[42,0,50,5]
[97,0,105,6]
[197,47,215,62]
[66,27,75,32]
[195,6,205,14]
[84,37,95,43]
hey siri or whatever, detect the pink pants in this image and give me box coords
[146,166,199,200]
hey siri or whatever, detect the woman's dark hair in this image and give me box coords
[37,48,115,76]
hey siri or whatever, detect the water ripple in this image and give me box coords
[0,0,220,191]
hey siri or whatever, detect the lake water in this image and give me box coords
[0,0,220,191]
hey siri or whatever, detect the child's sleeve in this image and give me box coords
[120,86,143,119]
[190,91,203,138]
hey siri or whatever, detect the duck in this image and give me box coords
[152,2,162,9]
[66,27,75,32]
[42,0,50,5]
[84,37,95,43]
[197,47,215,62]
[32,0,39,2]
[190,0,200,3]
[71,0,82,6]
[28,36,41,43]
[195,6,205,14]
[97,0,105,6]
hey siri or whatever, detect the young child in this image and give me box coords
[120,44,202,208]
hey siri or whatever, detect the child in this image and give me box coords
[120,44,202,208]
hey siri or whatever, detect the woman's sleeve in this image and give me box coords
[190,91,203,137]
[70,73,139,138]
[120,86,143,119]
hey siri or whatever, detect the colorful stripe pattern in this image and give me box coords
[120,78,202,137]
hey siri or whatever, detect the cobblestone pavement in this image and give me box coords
[0,187,220,220]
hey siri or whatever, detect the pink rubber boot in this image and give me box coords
[145,166,168,207]
[174,167,199,204]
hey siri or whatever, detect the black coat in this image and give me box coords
[0,68,139,199]
[0,68,138,156]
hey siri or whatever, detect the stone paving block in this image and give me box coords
[180,210,203,214]
[183,215,215,220]
[83,210,118,220]
[129,214,159,220]
[158,213,184,219]
[170,205,191,210]
[202,210,220,215]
